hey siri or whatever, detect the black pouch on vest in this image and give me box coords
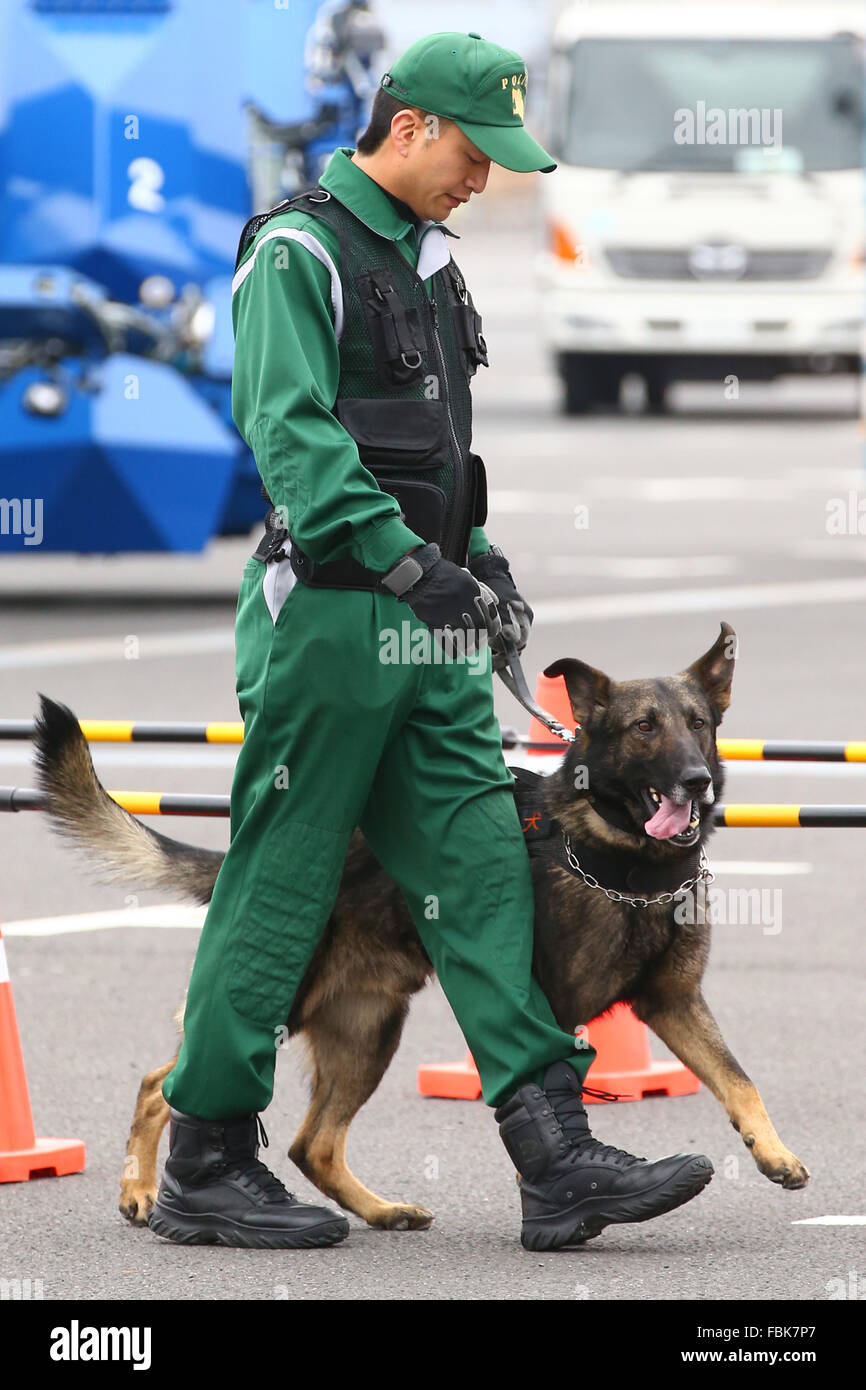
[359,270,428,388]
[382,478,446,544]
[289,478,446,590]
[335,397,448,471]
[444,262,489,378]
[470,452,488,527]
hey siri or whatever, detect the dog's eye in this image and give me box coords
[692,718,705,730]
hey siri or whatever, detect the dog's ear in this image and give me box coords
[683,621,736,721]
[544,658,611,728]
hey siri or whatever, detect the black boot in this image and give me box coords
[495,1061,713,1250]
[148,1109,350,1248]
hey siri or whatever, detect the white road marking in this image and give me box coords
[489,471,861,508]
[793,538,866,561]
[792,1216,866,1226]
[2,905,206,936]
[2,861,811,938]
[0,628,234,670]
[4,575,866,672]
[542,555,738,579]
[534,576,866,623]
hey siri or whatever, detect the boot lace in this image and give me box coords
[214,1115,296,1202]
[546,1079,647,1168]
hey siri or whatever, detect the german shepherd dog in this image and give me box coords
[31,620,808,1234]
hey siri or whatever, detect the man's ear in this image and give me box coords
[683,621,736,721]
[390,106,424,155]
[544,658,611,728]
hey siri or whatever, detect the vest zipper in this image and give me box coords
[429,288,469,563]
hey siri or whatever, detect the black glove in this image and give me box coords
[378,543,501,655]
[467,546,533,670]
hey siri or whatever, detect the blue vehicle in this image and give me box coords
[0,0,384,553]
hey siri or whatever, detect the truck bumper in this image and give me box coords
[539,269,863,371]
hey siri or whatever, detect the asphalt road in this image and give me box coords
[1,188,864,1303]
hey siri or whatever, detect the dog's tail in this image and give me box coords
[31,693,223,905]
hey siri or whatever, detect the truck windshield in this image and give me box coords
[560,37,864,172]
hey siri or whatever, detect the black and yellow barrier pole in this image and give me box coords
[714,804,866,827]
[715,740,866,764]
[1,719,866,762]
[0,719,244,744]
[0,787,229,816]
[506,734,866,762]
[2,786,866,826]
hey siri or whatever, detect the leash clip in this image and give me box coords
[494,638,576,745]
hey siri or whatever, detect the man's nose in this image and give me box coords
[466,161,491,195]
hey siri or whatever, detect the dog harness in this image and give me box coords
[511,766,711,904]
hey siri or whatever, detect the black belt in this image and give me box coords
[250,509,383,589]
[288,544,386,591]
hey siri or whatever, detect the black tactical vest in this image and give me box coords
[236,184,489,588]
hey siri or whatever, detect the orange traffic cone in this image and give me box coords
[416,1005,698,1102]
[575,1003,699,1101]
[0,921,85,1181]
[417,1049,482,1100]
[527,671,576,754]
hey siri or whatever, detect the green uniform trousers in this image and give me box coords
[162,556,594,1118]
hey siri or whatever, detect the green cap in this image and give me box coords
[380,31,556,174]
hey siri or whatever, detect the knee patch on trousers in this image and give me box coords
[463,793,535,978]
[227,816,350,1028]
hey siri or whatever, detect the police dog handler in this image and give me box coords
[151,32,713,1251]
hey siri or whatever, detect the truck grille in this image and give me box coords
[605,248,832,280]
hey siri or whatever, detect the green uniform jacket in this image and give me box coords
[231,145,492,574]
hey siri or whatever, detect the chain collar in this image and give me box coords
[561,835,714,907]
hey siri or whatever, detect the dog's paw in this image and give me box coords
[778,1156,810,1190]
[119,1184,157,1225]
[368,1201,434,1231]
[757,1149,810,1190]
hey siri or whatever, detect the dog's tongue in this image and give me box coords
[645,794,692,839]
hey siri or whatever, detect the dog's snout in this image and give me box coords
[680,766,712,797]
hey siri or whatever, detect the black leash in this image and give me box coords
[494,637,576,747]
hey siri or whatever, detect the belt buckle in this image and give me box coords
[252,507,288,564]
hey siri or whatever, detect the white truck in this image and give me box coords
[538,1,865,412]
